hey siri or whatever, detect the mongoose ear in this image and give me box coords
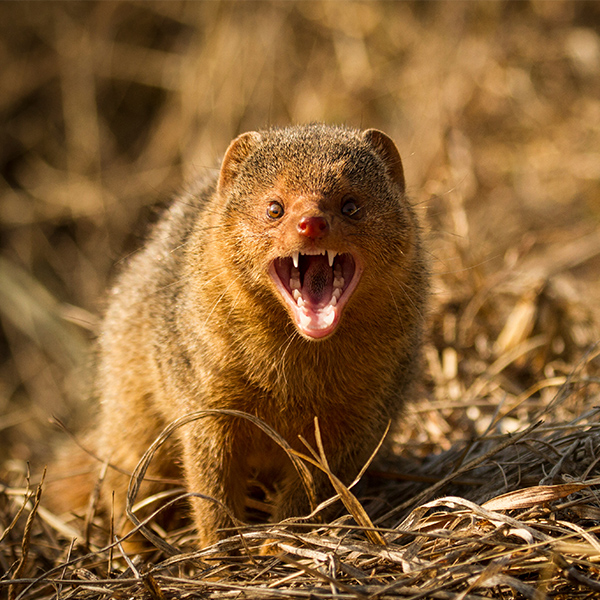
[217,131,262,195]
[361,129,405,192]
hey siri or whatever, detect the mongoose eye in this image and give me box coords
[267,201,284,220]
[341,198,360,219]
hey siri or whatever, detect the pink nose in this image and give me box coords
[297,216,329,239]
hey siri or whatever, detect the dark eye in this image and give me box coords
[342,198,360,218]
[266,201,284,219]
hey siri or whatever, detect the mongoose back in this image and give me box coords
[57,124,428,548]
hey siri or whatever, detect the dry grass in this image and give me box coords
[1,1,600,598]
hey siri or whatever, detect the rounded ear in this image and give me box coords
[361,129,405,192]
[217,131,262,195]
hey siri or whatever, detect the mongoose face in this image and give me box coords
[217,124,414,341]
[265,188,364,339]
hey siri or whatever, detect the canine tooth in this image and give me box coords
[323,310,335,327]
[293,289,301,301]
[327,250,336,267]
[299,312,311,328]
[292,252,299,269]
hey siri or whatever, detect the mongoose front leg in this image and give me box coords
[180,420,249,547]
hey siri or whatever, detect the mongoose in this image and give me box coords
[54,124,428,548]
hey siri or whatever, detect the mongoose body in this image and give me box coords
[64,124,428,547]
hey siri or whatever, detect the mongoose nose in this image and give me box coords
[297,216,329,239]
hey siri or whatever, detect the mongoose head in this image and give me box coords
[217,124,417,341]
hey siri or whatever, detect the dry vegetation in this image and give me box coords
[1,1,600,598]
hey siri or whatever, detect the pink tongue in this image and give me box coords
[302,256,333,305]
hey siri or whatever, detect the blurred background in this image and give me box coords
[1,1,599,470]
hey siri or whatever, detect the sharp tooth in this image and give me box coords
[292,252,299,269]
[332,288,341,299]
[327,250,336,267]
[293,289,301,301]
[323,310,335,327]
[299,312,311,328]
[297,297,305,307]
[330,296,337,306]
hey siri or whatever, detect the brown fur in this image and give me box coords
[49,124,428,547]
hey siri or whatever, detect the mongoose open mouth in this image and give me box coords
[269,251,362,339]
